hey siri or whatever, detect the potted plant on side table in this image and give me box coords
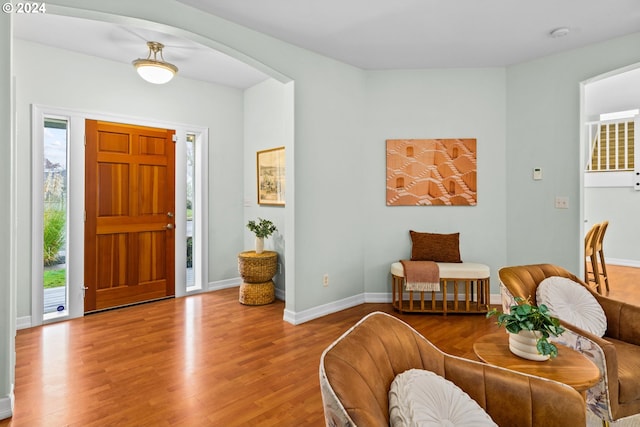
[246,217,277,254]
[487,297,565,361]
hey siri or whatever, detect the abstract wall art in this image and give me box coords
[386,139,477,206]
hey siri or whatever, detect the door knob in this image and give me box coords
[167,212,174,218]
[165,224,175,230]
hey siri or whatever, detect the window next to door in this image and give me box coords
[186,133,197,291]
[43,117,69,320]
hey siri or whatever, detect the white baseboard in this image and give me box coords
[607,258,640,268]
[363,292,392,303]
[282,292,502,325]
[0,388,14,421]
[16,316,31,330]
[283,294,365,325]
[207,277,242,291]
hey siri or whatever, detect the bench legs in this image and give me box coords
[392,274,490,314]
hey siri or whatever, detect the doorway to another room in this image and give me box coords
[581,64,640,285]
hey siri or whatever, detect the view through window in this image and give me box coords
[43,118,68,317]
[186,133,196,290]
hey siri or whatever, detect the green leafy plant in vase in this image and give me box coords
[246,218,277,254]
[487,296,565,360]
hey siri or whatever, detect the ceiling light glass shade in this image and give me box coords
[134,60,178,84]
[132,42,178,84]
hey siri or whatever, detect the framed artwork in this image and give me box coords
[386,139,477,206]
[257,146,285,206]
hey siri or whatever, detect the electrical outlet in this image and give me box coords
[323,274,329,287]
[555,196,569,209]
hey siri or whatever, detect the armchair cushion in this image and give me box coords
[389,369,497,427]
[537,276,607,337]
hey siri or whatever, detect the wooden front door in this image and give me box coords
[84,119,175,313]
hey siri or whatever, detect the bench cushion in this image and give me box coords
[391,262,489,279]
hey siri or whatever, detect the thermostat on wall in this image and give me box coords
[533,168,543,180]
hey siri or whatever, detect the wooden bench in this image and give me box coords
[391,262,490,315]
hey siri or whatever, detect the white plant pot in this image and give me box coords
[508,330,550,361]
[255,237,264,254]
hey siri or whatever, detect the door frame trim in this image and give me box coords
[31,104,208,326]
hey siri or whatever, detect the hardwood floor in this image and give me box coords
[2,264,639,426]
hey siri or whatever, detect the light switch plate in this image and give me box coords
[533,168,543,180]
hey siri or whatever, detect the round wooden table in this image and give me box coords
[473,332,601,396]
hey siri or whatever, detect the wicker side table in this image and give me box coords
[237,251,278,305]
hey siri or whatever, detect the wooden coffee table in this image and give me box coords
[473,332,600,397]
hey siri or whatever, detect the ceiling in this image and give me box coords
[13,13,270,89]
[177,0,640,69]
[13,1,640,88]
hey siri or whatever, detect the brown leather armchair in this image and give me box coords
[319,311,586,427]
[499,264,640,425]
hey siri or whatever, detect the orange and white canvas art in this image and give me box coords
[386,139,477,206]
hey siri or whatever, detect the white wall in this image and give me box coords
[585,67,640,119]
[585,187,640,265]
[13,39,246,318]
[1,12,15,420]
[244,79,291,294]
[506,32,640,273]
[363,69,508,293]
[584,67,640,265]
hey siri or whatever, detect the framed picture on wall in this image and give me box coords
[257,147,285,206]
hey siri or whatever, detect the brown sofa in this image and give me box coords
[499,264,640,424]
[319,311,586,427]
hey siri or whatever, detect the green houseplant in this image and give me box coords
[246,218,277,254]
[487,297,565,359]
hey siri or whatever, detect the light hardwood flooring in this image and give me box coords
[2,264,639,426]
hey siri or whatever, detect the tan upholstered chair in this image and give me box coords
[319,311,586,427]
[499,264,640,425]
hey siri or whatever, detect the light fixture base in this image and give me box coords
[550,27,570,38]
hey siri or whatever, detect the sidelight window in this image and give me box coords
[43,118,68,319]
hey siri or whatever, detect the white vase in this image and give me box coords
[508,330,550,361]
[255,237,264,254]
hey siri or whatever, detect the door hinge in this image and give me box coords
[172,134,177,143]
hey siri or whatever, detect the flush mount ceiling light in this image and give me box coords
[132,41,178,84]
[549,27,570,38]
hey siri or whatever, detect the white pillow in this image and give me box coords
[536,276,607,337]
[389,369,497,427]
